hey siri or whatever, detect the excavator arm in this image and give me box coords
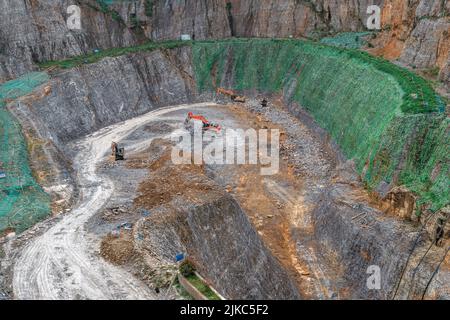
[189,114,210,125]
[186,112,221,133]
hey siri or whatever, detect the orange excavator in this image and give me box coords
[185,112,221,133]
[216,87,246,103]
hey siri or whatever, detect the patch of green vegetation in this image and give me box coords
[178,260,220,300]
[370,114,449,212]
[145,0,154,17]
[320,32,374,49]
[174,277,194,300]
[179,260,196,277]
[38,40,189,70]
[92,0,122,21]
[185,274,221,300]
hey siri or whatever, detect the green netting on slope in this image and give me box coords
[320,32,373,49]
[192,39,449,212]
[194,39,404,166]
[367,114,449,212]
[0,72,49,100]
[0,72,51,234]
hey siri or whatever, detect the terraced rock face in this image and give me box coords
[10,38,446,299]
[0,0,140,81]
[14,46,197,144]
[373,0,450,87]
[2,1,448,89]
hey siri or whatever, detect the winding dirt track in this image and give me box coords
[13,103,217,300]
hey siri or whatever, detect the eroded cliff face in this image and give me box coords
[372,0,450,86]
[0,0,139,81]
[227,0,378,38]
[139,193,302,299]
[14,46,197,144]
[2,1,448,87]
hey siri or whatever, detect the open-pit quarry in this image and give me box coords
[0,0,449,302]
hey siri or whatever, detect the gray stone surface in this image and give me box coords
[140,194,302,300]
[0,0,138,81]
[22,46,197,144]
[2,1,447,87]
[311,164,449,299]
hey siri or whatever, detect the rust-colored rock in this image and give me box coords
[381,186,417,220]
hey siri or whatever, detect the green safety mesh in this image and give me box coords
[193,39,449,213]
[320,32,374,49]
[0,72,51,234]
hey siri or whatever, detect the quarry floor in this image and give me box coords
[1,99,446,299]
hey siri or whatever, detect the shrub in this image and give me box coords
[145,0,154,17]
[179,260,196,277]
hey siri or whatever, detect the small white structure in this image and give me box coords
[181,34,192,41]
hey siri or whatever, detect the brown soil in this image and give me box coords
[214,104,330,297]
[100,231,136,265]
[131,140,222,210]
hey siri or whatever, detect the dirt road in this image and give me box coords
[12,103,217,300]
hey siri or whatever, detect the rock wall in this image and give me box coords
[311,164,449,299]
[228,0,379,38]
[0,0,139,81]
[0,0,387,81]
[130,0,380,40]
[17,46,197,144]
[2,1,448,87]
[150,0,231,40]
[139,194,301,299]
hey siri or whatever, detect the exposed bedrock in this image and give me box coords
[311,163,449,299]
[10,41,448,299]
[13,46,198,144]
[139,192,301,299]
[373,0,450,87]
[227,0,377,37]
